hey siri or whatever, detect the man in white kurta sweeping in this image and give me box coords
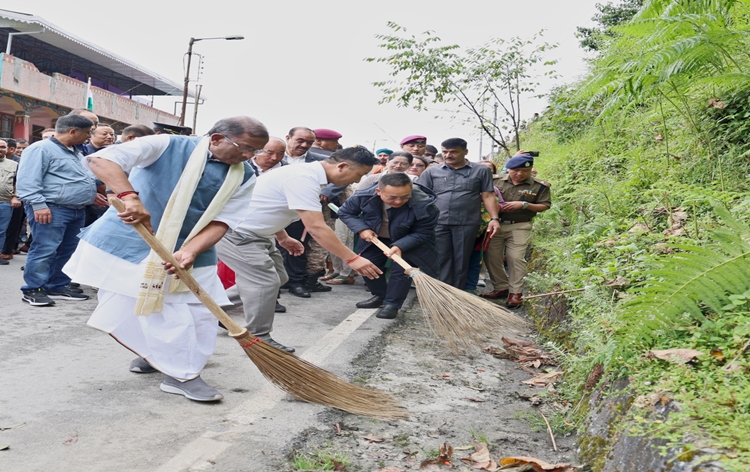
[64,116,268,402]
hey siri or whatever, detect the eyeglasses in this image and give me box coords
[224,135,264,155]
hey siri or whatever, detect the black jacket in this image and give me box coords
[339,182,440,277]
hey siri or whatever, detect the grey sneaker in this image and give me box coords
[129,357,157,373]
[0,259,8,265]
[48,289,89,301]
[160,376,223,402]
[22,288,56,306]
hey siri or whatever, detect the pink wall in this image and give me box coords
[0,53,180,126]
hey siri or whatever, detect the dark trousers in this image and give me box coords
[435,224,480,290]
[280,220,309,285]
[2,205,26,254]
[361,238,411,308]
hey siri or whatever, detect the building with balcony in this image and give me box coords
[0,9,192,141]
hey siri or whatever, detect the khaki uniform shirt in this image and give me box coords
[494,174,551,222]
[0,157,17,203]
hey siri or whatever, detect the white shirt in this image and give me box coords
[86,134,256,231]
[284,152,308,165]
[235,161,328,238]
[251,157,281,174]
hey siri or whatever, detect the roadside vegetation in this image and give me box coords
[519,0,750,469]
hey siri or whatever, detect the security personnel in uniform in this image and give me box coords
[481,152,551,308]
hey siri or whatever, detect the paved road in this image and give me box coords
[0,253,402,471]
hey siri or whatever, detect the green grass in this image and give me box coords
[291,449,351,471]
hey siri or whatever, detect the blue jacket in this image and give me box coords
[339,182,440,277]
[16,137,97,211]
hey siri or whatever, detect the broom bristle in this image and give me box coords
[231,331,409,420]
[411,271,528,353]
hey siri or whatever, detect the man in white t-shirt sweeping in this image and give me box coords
[216,146,382,353]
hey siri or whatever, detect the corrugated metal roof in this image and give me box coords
[0,9,193,98]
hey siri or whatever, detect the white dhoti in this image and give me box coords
[63,240,230,380]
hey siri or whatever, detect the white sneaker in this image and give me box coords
[160,376,223,402]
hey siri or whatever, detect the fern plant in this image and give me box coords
[614,202,750,355]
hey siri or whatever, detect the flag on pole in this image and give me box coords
[86,78,94,111]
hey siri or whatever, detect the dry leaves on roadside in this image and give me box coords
[420,442,453,470]
[498,456,578,471]
[487,337,556,369]
[646,349,704,364]
[460,441,498,471]
[522,371,564,387]
[363,434,385,443]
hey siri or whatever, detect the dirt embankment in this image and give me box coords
[281,300,579,471]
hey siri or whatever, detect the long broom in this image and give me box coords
[367,236,528,352]
[109,198,407,420]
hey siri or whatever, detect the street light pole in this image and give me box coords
[178,35,244,127]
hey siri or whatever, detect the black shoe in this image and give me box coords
[0,259,8,265]
[66,283,84,293]
[47,289,89,301]
[375,304,399,319]
[69,282,81,288]
[356,295,384,309]
[279,282,290,290]
[22,288,55,306]
[263,337,295,353]
[305,282,332,292]
[218,321,227,330]
[275,302,286,313]
[288,285,311,298]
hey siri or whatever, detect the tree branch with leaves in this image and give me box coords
[366,22,557,158]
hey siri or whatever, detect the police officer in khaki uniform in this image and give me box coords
[481,153,551,308]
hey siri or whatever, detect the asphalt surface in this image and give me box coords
[0,252,402,471]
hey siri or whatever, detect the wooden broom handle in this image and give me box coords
[109,197,247,336]
[369,236,414,271]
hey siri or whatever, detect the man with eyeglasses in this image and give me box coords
[63,116,267,402]
[251,137,286,174]
[216,146,383,352]
[338,172,439,319]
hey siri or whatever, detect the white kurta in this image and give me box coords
[63,135,255,380]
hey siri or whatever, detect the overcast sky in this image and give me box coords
[18,0,600,158]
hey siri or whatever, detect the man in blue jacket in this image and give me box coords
[16,114,98,306]
[339,172,439,319]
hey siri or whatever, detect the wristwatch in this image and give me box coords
[490,217,500,221]
[522,202,529,210]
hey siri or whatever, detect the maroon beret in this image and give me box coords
[314,128,342,140]
[400,135,427,146]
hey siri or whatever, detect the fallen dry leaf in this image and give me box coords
[374,468,405,472]
[499,338,556,369]
[603,275,630,289]
[332,459,347,471]
[710,349,725,362]
[442,374,451,378]
[499,456,576,471]
[522,371,564,387]
[647,349,704,364]
[628,223,650,234]
[420,442,453,470]
[465,397,486,403]
[0,445,8,451]
[363,434,385,443]
[63,436,78,446]
[707,97,726,109]
[461,440,498,471]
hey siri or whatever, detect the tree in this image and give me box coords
[366,22,557,157]
[576,0,645,52]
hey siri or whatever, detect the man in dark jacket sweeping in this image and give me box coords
[339,172,439,319]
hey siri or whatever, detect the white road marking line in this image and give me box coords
[157,308,376,472]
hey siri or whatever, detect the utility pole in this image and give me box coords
[491,102,498,158]
[192,84,203,133]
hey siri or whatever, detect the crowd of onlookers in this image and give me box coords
[0,113,550,313]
